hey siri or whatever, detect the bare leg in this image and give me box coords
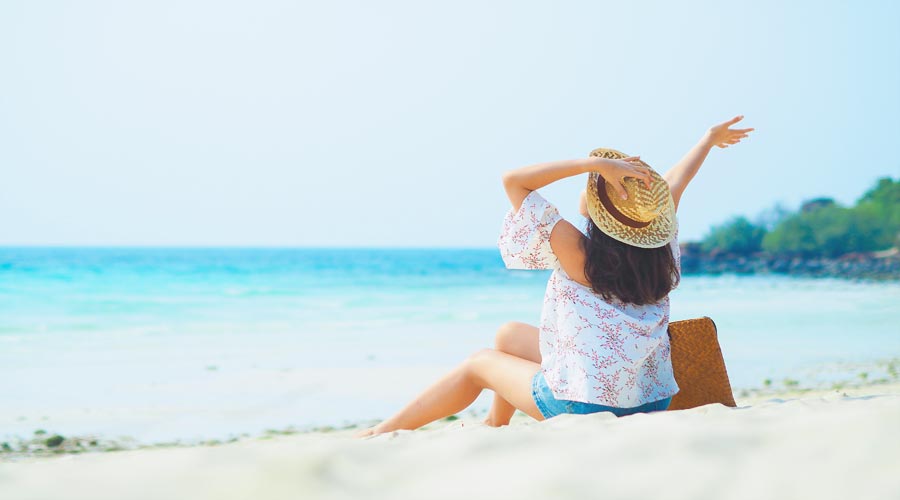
[355,348,543,438]
[485,322,541,427]
[357,363,481,437]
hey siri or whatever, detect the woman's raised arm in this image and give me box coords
[663,115,754,212]
[502,157,652,213]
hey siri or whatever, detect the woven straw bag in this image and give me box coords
[666,316,737,411]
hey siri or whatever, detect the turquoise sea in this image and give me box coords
[2,247,899,443]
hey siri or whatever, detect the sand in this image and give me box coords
[2,383,899,500]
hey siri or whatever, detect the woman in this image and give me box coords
[354,115,753,438]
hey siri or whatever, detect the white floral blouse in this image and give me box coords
[497,190,681,407]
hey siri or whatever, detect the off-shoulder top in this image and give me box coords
[497,190,680,407]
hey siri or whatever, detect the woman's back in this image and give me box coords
[498,189,681,407]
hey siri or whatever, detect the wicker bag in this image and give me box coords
[666,316,737,411]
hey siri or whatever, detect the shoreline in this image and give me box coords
[679,245,900,281]
[4,361,898,462]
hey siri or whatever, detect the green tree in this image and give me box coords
[761,212,819,256]
[854,177,900,249]
[762,188,896,257]
[700,216,767,255]
[711,177,899,258]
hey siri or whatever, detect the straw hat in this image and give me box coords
[585,147,677,249]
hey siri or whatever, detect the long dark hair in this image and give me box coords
[581,220,680,306]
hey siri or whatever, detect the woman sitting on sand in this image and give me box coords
[355,115,753,438]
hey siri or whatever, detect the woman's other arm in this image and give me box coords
[663,115,754,212]
[502,159,592,213]
[502,157,652,213]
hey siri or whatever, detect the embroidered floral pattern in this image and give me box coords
[498,190,681,407]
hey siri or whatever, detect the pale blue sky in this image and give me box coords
[1,0,898,247]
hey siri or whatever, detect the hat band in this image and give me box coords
[596,176,652,229]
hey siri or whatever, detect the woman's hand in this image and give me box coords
[588,155,653,201]
[704,115,755,149]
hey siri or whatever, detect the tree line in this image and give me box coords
[699,177,900,258]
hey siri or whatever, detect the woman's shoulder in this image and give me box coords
[547,218,593,285]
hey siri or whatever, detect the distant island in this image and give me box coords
[682,177,900,280]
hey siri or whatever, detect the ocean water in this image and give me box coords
[2,247,899,443]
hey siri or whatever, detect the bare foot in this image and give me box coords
[482,417,507,427]
[353,426,378,439]
[354,423,392,439]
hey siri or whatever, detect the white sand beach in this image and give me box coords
[2,382,898,500]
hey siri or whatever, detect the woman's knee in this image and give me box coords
[466,347,495,365]
[494,321,541,363]
[463,347,496,378]
[494,321,528,350]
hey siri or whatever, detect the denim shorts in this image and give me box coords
[531,369,672,419]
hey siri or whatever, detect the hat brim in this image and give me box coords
[585,148,678,249]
